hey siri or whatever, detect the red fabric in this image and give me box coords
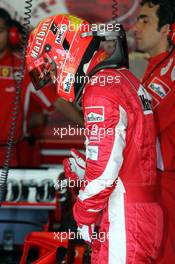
[90,203,163,264]
[154,170,175,264]
[142,49,175,264]
[73,65,163,263]
[0,50,23,144]
[142,49,175,171]
[0,146,17,167]
[63,158,79,181]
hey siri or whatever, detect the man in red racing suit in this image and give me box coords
[72,64,163,264]
[26,14,163,263]
[141,50,175,263]
[134,1,175,262]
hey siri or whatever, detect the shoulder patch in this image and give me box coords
[148,77,170,99]
[85,106,104,123]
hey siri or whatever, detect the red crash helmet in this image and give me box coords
[26,14,95,102]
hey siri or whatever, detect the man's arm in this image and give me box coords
[73,87,128,226]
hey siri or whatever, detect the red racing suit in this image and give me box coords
[0,50,57,166]
[142,48,175,264]
[73,66,163,263]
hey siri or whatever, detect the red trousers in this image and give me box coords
[90,191,163,264]
[155,171,175,264]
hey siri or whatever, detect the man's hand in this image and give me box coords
[63,148,86,181]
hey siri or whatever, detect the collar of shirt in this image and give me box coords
[148,51,169,66]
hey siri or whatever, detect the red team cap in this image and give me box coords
[26,14,93,102]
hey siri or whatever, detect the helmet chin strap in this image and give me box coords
[74,24,129,107]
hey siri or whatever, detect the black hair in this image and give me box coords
[0,8,12,28]
[140,0,175,30]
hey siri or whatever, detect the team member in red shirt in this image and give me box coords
[26,14,163,263]
[134,1,175,263]
[0,8,83,167]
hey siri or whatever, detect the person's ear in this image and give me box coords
[160,24,170,36]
